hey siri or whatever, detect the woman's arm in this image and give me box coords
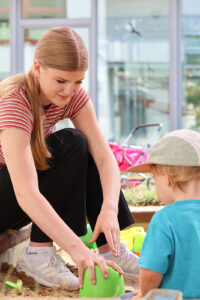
[1,128,80,250]
[0,128,122,287]
[139,268,163,296]
[72,100,121,256]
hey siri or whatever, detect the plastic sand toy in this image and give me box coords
[144,288,183,300]
[79,265,125,298]
[5,279,23,295]
[120,228,134,251]
[80,224,97,250]
[132,227,146,253]
[120,226,146,252]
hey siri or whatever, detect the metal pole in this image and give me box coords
[10,0,24,74]
[169,0,182,129]
[90,0,98,114]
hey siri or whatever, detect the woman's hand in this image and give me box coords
[72,243,123,288]
[90,207,120,257]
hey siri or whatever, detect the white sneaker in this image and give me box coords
[16,246,79,289]
[100,242,139,277]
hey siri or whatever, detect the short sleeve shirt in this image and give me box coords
[0,87,89,168]
[139,200,200,299]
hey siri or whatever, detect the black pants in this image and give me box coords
[0,128,134,246]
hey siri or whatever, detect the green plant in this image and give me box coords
[185,83,200,129]
[186,83,200,107]
[122,179,161,206]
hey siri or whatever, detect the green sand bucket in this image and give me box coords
[79,265,125,298]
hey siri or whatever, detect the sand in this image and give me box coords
[0,249,139,297]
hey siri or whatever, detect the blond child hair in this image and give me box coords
[150,164,200,191]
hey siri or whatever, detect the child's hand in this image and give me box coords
[133,289,142,299]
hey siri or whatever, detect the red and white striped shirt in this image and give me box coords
[0,87,89,168]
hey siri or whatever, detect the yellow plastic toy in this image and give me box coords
[120,226,146,253]
[120,228,134,251]
[132,227,146,253]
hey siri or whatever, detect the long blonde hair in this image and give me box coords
[0,27,88,170]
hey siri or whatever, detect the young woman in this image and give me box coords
[0,27,139,289]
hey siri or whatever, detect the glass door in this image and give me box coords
[97,0,170,143]
[182,0,200,131]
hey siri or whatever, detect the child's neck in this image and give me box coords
[173,179,200,202]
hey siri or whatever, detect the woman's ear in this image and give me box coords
[33,60,41,78]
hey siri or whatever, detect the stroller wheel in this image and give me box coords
[121,176,130,189]
[147,176,156,190]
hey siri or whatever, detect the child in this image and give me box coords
[128,129,200,299]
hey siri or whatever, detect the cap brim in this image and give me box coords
[127,162,151,173]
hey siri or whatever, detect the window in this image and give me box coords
[0,0,10,80]
[182,0,200,131]
[97,0,170,143]
[21,0,91,19]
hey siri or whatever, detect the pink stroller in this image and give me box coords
[109,123,162,189]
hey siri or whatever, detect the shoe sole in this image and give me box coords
[16,267,79,291]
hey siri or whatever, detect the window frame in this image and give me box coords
[9,0,182,130]
[10,0,98,111]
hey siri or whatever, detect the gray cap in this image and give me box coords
[128,129,200,173]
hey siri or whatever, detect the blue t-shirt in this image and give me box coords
[139,200,200,299]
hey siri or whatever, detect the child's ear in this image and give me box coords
[166,175,171,187]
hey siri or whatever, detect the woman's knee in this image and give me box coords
[57,128,88,155]
[46,128,88,163]
[67,128,87,150]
